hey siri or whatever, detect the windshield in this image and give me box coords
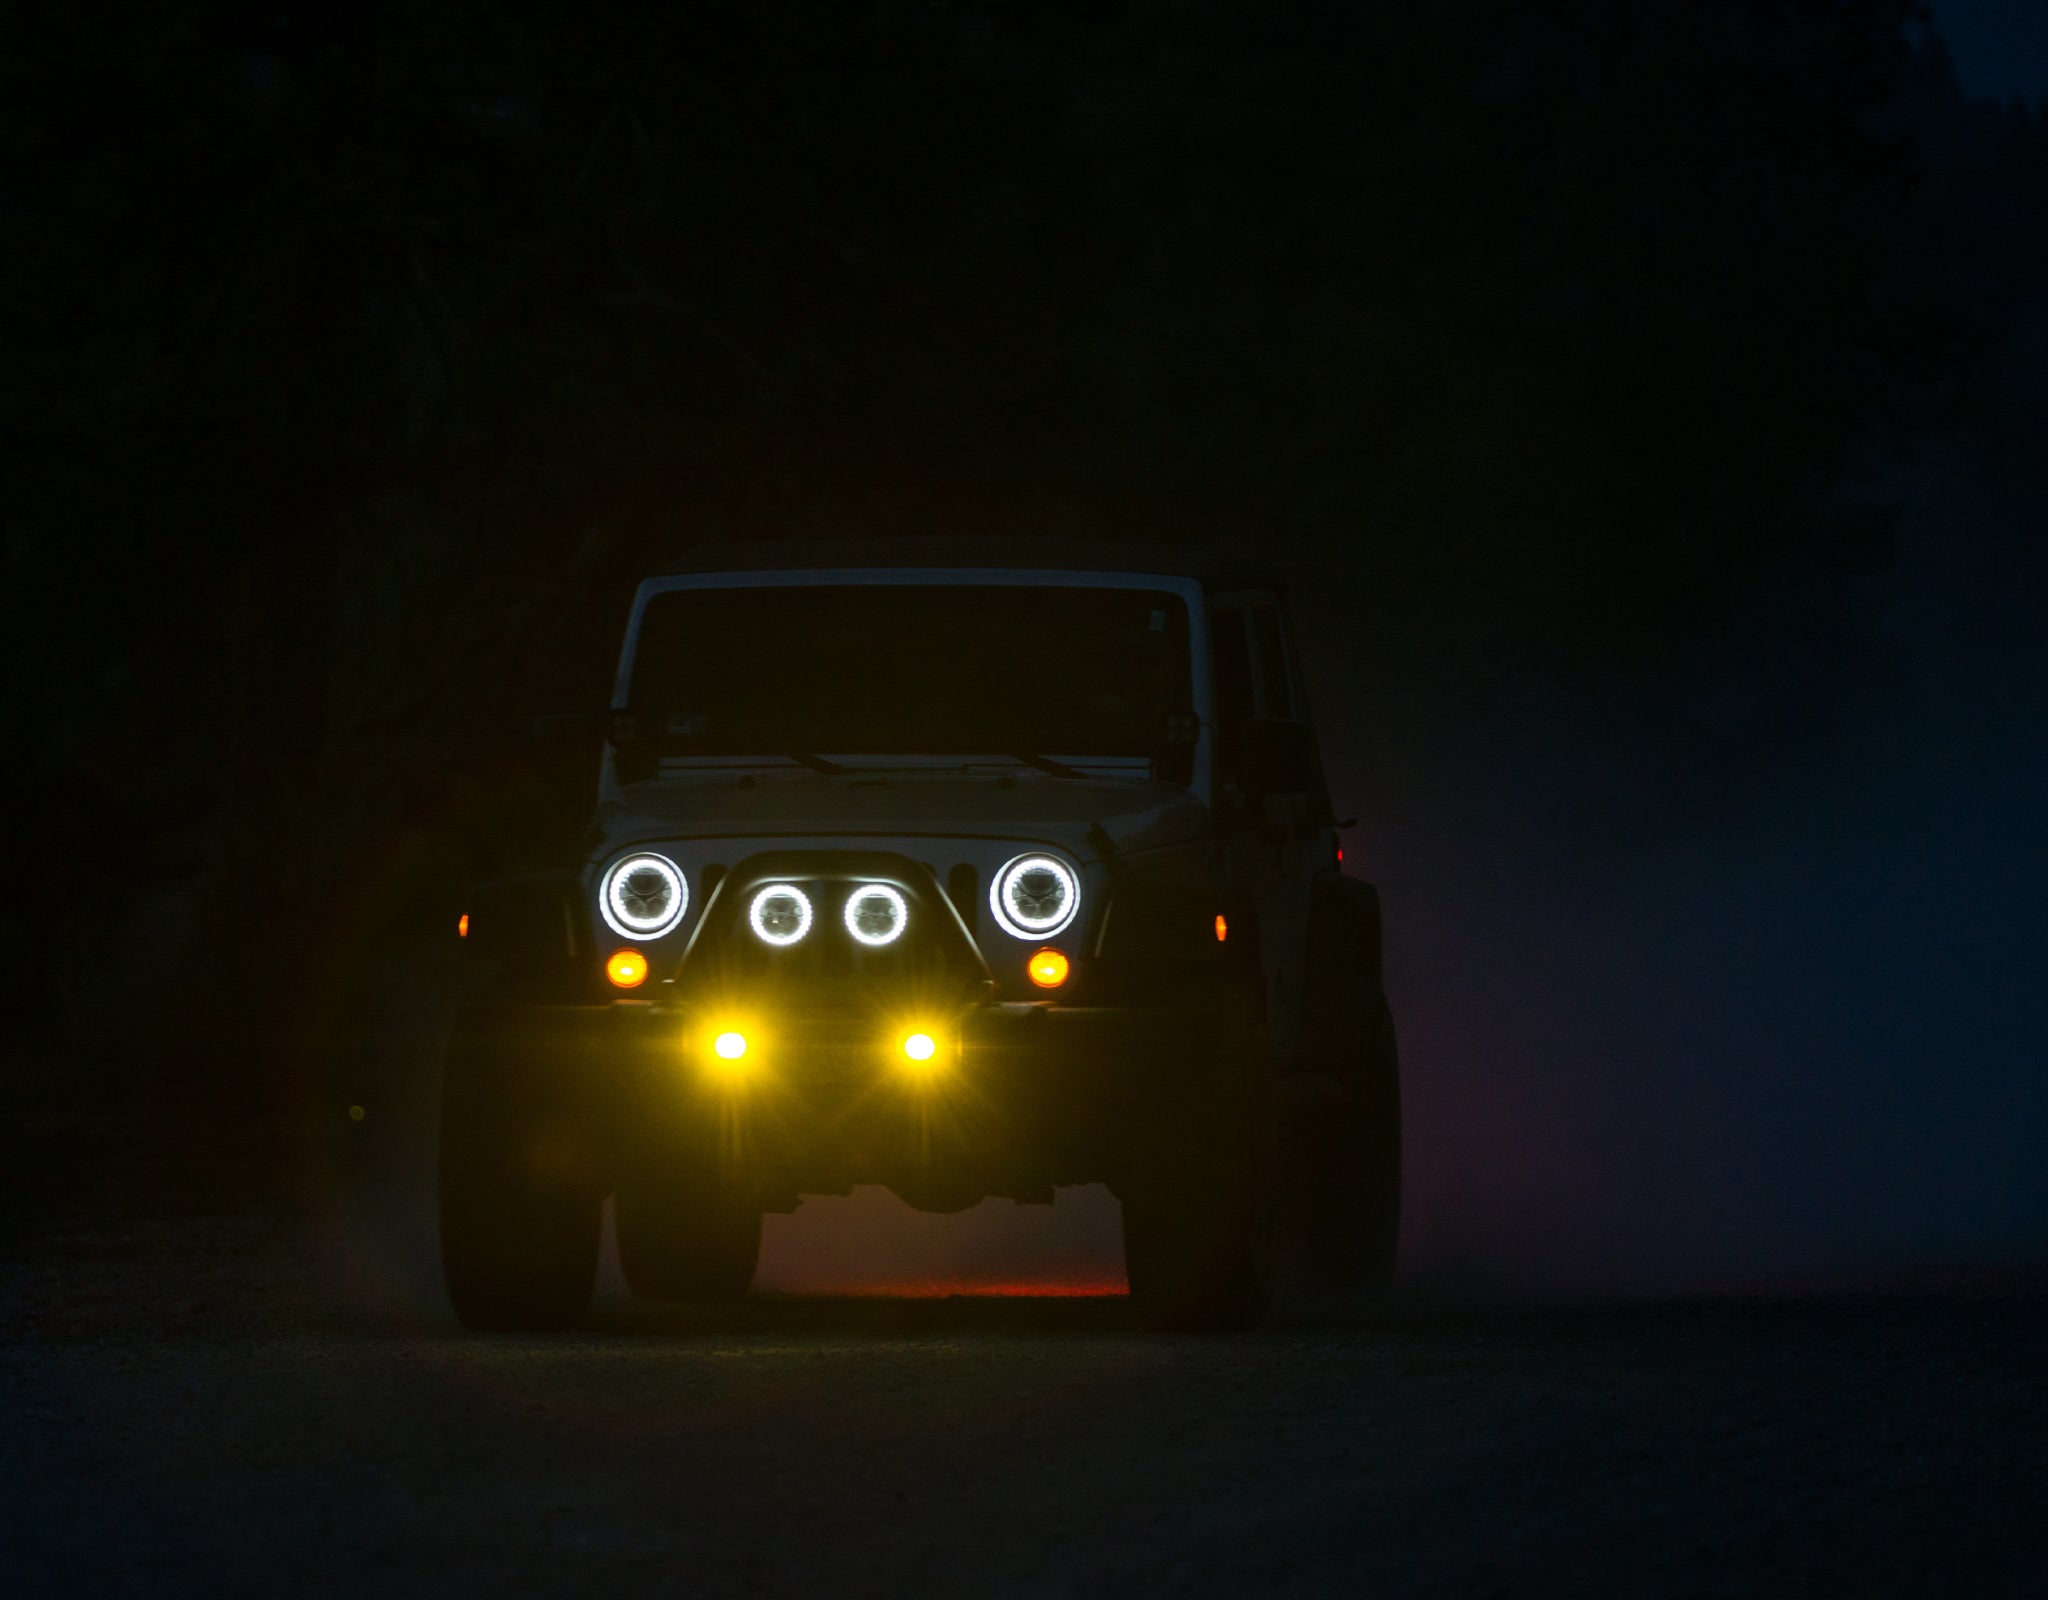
[626,584,1193,772]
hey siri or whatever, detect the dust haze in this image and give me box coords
[1309,455,2048,1296]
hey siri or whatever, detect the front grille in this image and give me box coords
[676,850,991,1001]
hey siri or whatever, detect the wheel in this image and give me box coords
[1120,1005,1276,1333]
[439,1008,601,1331]
[1287,904,1402,1289]
[614,1159,762,1303]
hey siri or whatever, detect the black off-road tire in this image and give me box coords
[1120,1007,1276,1333]
[614,1162,763,1303]
[439,1010,602,1332]
[1288,896,1402,1290]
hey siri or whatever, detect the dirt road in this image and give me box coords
[2,1210,2042,1597]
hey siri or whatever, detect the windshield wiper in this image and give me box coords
[1009,753,1088,780]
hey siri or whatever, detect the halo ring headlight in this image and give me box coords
[749,884,814,946]
[844,884,908,947]
[599,853,688,941]
[990,853,1080,941]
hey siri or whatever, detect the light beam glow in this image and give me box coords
[1028,948,1070,988]
[600,853,688,941]
[749,884,814,946]
[845,884,908,947]
[991,853,1079,940]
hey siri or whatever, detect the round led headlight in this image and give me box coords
[599,853,688,941]
[843,884,908,947]
[990,853,1079,941]
[749,884,813,946]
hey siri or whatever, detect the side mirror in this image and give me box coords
[1236,721,1315,795]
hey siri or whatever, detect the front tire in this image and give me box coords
[1288,894,1402,1290]
[1120,1008,1275,1333]
[439,1009,602,1332]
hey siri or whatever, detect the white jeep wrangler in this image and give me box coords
[443,541,1398,1331]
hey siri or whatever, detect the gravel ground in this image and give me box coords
[1,1210,2043,1598]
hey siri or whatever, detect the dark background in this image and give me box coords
[3,1,2043,1293]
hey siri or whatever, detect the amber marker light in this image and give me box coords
[606,948,649,988]
[1214,913,1228,943]
[1028,948,1070,988]
[457,912,469,939]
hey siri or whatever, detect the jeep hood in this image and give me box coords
[593,771,1208,864]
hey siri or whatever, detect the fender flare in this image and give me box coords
[460,870,590,992]
[1308,873,1383,988]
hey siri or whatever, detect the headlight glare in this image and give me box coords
[990,853,1079,940]
[844,884,908,947]
[600,853,688,940]
[749,884,813,946]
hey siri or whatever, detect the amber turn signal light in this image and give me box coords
[1028,948,1070,988]
[457,912,469,938]
[1214,913,1228,942]
[606,948,649,988]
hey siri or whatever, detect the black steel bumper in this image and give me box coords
[490,996,1230,1077]
[457,996,1242,1203]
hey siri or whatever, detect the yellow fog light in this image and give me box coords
[1027,947,1069,989]
[712,1031,748,1061]
[606,948,649,988]
[902,1031,937,1063]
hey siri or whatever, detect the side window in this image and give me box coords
[1251,606,1295,721]
[1210,608,1256,729]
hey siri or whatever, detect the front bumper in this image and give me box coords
[506,995,1231,1078]
[471,996,1241,1205]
